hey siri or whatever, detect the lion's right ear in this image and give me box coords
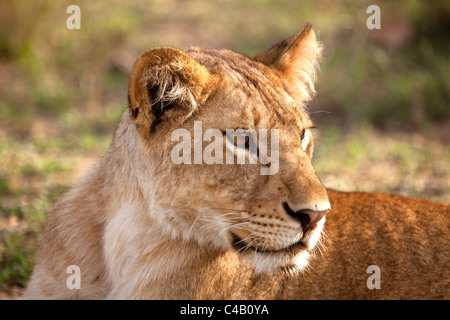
[254,23,322,105]
[128,47,212,135]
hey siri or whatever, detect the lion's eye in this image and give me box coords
[234,130,250,149]
[300,129,307,142]
[300,129,309,150]
[223,128,252,150]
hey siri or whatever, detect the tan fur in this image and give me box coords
[24,24,449,300]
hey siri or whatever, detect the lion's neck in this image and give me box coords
[101,200,285,299]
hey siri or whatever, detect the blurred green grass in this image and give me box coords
[0,0,449,298]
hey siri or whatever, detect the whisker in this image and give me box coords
[182,216,200,246]
[197,218,251,234]
[196,217,243,233]
[233,229,265,252]
[315,241,326,259]
[204,207,247,212]
[308,110,331,115]
[240,238,259,253]
[197,219,228,234]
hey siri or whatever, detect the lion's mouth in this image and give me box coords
[230,232,307,255]
[230,219,323,255]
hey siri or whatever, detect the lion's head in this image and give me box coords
[125,24,330,274]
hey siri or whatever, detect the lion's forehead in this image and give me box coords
[188,48,309,132]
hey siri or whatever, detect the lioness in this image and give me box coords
[24,24,449,299]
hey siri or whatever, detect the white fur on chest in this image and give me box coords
[103,203,169,298]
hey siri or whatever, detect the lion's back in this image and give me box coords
[290,190,449,299]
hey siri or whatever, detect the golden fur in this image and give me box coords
[24,24,449,299]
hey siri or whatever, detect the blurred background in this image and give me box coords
[0,0,449,298]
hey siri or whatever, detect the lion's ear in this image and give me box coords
[128,47,212,135]
[254,23,322,105]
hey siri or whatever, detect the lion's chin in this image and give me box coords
[230,238,316,275]
[229,223,324,275]
[244,249,311,275]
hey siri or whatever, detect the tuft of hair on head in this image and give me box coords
[128,47,215,135]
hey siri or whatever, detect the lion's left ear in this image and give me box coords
[128,47,213,136]
[254,23,322,105]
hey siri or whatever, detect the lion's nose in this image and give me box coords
[282,202,330,232]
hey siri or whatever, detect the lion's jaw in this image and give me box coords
[146,202,327,275]
[228,215,326,274]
